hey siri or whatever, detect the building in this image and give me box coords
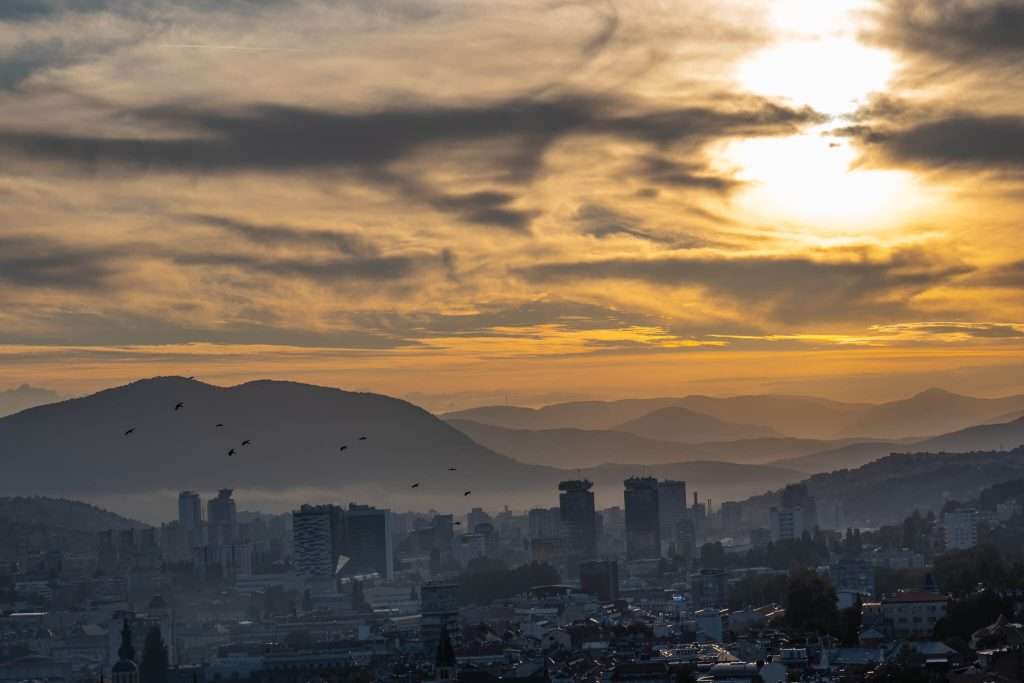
[177,491,203,546]
[656,480,687,558]
[292,504,344,587]
[559,480,597,573]
[831,558,875,602]
[881,591,948,638]
[769,505,805,542]
[528,507,562,540]
[110,621,138,683]
[695,608,727,643]
[692,569,728,610]
[421,582,461,655]
[624,477,660,561]
[207,489,238,546]
[342,504,394,580]
[720,501,742,533]
[579,560,619,602]
[943,508,978,550]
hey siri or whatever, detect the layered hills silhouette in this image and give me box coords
[612,406,779,443]
[444,388,1024,441]
[0,377,805,518]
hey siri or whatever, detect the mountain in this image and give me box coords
[0,377,804,519]
[743,447,1024,528]
[612,406,779,443]
[773,416,1024,474]
[0,496,145,560]
[446,419,692,467]
[448,418,866,468]
[915,416,1024,453]
[444,389,1024,440]
[838,388,1024,439]
[0,384,60,417]
[444,395,860,437]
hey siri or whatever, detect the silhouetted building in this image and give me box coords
[421,582,461,656]
[111,620,138,683]
[178,491,203,547]
[559,480,597,575]
[528,507,562,539]
[657,480,687,558]
[943,508,978,550]
[720,501,742,533]
[342,504,394,580]
[625,477,661,561]
[579,560,619,602]
[692,569,728,609]
[292,504,344,587]
[207,489,237,546]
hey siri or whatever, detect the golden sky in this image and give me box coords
[1,0,1023,410]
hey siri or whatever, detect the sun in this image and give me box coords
[716,132,929,234]
[737,39,895,118]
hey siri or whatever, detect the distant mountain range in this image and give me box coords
[744,447,1024,528]
[444,388,1024,441]
[0,384,60,417]
[0,377,807,519]
[774,416,1024,473]
[449,418,867,468]
[611,406,779,443]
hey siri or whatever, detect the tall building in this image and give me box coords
[111,620,139,683]
[421,582,461,655]
[579,560,619,602]
[657,480,687,557]
[770,505,805,542]
[720,501,742,533]
[342,504,394,580]
[943,509,978,550]
[559,480,597,574]
[293,504,344,586]
[177,491,202,538]
[624,477,661,561]
[207,489,237,546]
[528,507,562,540]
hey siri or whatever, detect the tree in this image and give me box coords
[139,626,168,683]
[784,569,838,635]
[839,593,862,645]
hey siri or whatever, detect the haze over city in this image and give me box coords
[3,1,1024,682]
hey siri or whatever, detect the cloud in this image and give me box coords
[182,214,378,256]
[429,191,538,232]
[0,235,122,290]
[870,321,1024,339]
[871,0,1024,63]
[0,95,817,178]
[574,203,707,248]
[516,248,971,325]
[848,114,1024,170]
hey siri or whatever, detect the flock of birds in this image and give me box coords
[120,389,473,499]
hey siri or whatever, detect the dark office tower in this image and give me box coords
[559,480,597,574]
[624,477,661,560]
[657,480,687,557]
[207,489,237,546]
[342,504,394,580]
[780,483,818,530]
[720,502,742,533]
[579,560,619,602]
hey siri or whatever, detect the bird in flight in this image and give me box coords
[175,402,184,411]
[228,448,237,456]
[358,436,368,441]
[339,445,348,452]
[123,428,135,436]
[448,467,457,472]
[454,521,462,526]
[186,376,195,380]
[216,423,224,428]
[410,483,420,489]
[242,440,251,446]
[464,490,472,496]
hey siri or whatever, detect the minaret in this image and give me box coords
[433,623,457,682]
[111,620,139,683]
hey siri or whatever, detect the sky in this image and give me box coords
[2,0,1024,411]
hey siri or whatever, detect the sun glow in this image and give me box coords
[717,132,928,233]
[737,39,895,116]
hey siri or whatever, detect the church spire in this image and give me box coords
[118,619,135,662]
